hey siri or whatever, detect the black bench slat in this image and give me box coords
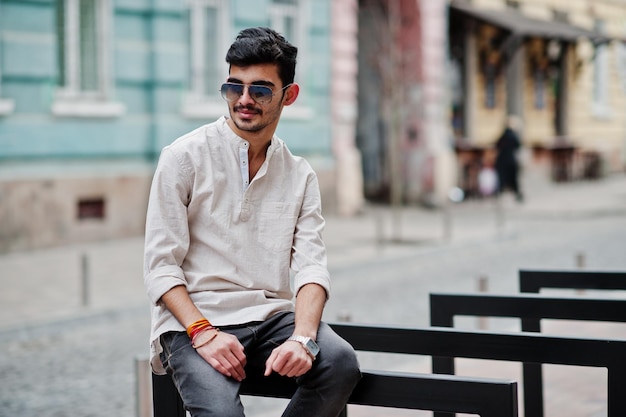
[153,368,519,417]
[351,371,516,416]
[430,292,626,326]
[238,368,518,416]
[519,269,626,293]
[332,323,623,367]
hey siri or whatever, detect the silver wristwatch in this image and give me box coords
[287,335,320,360]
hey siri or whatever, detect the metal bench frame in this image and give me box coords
[518,269,626,417]
[429,292,626,417]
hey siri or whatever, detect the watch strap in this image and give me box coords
[287,335,318,359]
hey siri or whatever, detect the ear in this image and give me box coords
[282,83,299,106]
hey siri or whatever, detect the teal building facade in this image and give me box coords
[0,0,336,251]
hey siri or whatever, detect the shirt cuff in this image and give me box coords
[293,265,331,300]
[145,265,188,305]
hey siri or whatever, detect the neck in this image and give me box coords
[225,118,272,180]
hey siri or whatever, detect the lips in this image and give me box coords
[234,105,260,119]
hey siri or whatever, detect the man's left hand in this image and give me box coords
[264,340,312,378]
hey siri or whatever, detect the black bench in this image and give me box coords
[152,323,520,417]
[519,269,626,294]
[518,269,626,417]
[429,292,626,417]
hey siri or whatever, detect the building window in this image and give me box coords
[592,19,611,118]
[183,0,312,120]
[270,0,300,43]
[269,0,312,119]
[52,0,125,117]
[78,198,105,220]
[182,0,230,119]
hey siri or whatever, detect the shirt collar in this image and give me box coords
[218,116,281,158]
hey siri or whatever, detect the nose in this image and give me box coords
[237,85,256,105]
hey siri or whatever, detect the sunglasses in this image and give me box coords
[220,82,291,105]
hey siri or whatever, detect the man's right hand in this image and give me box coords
[196,331,247,381]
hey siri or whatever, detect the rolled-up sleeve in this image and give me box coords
[291,172,331,299]
[144,147,193,305]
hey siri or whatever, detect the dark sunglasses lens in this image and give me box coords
[248,86,273,103]
[221,84,244,102]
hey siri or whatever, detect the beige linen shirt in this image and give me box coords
[144,117,330,374]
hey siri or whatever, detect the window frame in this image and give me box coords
[269,0,312,119]
[591,19,611,119]
[181,0,231,119]
[183,0,313,120]
[52,0,125,118]
[0,21,15,116]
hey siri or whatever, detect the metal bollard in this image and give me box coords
[135,356,153,417]
[443,187,464,241]
[337,310,353,323]
[81,253,90,307]
[576,251,586,295]
[477,275,489,330]
[494,195,505,234]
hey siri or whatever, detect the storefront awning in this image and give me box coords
[450,1,611,45]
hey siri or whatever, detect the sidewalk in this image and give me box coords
[0,173,624,332]
[324,172,626,269]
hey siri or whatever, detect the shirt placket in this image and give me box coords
[239,141,251,222]
[239,141,250,193]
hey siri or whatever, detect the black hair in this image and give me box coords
[225,27,298,87]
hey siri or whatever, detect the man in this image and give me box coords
[144,27,361,417]
[495,115,523,202]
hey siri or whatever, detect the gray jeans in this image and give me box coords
[160,312,361,417]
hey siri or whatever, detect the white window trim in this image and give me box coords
[182,0,230,119]
[52,0,125,118]
[591,20,612,119]
[617,27,626,94]
[0,99,15,116]
[591,43,612,119]
[269,0,313,121]
[0,32,15,116]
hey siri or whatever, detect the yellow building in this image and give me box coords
[449,0,626,191]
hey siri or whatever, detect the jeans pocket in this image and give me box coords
[160,331,188,371]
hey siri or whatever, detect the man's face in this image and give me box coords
[224,63,292,139]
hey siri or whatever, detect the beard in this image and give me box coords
[229,102,282,134]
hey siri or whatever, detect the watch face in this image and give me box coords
[305,339,320,357]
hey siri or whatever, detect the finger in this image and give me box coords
[287,357,312,378]
[264,351,277,376]
[222,352,247,381]
[271,350,292,375]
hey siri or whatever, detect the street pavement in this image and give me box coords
[0,171,625,417]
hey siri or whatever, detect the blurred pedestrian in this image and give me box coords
[143,27,360,417]
[495,115,523,202]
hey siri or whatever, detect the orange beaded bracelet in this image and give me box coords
[186,318,213,339]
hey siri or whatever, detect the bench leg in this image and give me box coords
[152,373,186,417]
